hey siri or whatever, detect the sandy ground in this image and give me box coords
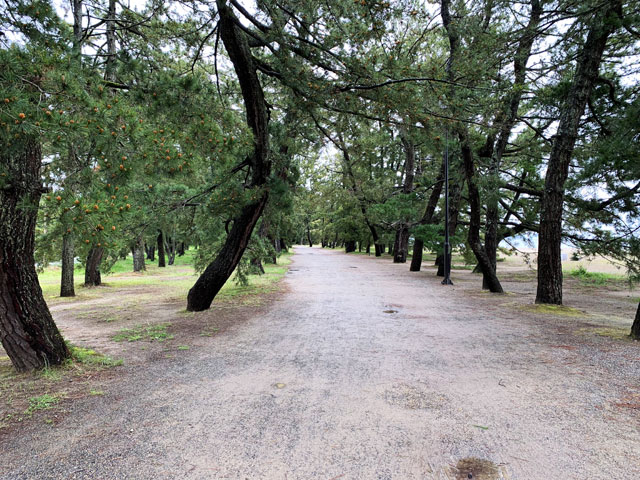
[1,247,639,479]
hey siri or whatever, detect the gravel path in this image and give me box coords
[1,247,639,479]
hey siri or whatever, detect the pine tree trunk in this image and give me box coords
[167,236,176,265]
[60,231,75,297]
[0,139,70,371]
[157,231,166,267]
[536,1,620,304]
[145,244,155,261]
[410,239,424,272]
[84,246,103,286]
[631,302,640,340]
[132,237,145,272]
[187,1,272,312]
[393,226,410,263]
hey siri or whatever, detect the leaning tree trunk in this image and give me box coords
[187,1,272,312]
[483,0,542,290]
[84,246,103,286]
[0,139,70,371]
[60,231,75,297]
[442,0,502,292]
[536,1,621,304]
[631,302,640,340]
[157,231,166,267]
[410,239,425,272]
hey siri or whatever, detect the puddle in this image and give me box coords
[454,457,500,480]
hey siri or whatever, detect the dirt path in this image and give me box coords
[1,247,639,479]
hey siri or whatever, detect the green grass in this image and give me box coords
[567,265,627,286]
[519,303,585,317]
[68,344,123,367]
[24,393,61,415]
[112,323,173,342]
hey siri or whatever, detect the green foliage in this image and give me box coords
[24,394,61,415]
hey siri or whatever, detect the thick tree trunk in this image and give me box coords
[132,237,145,272]
[631,302,640,340]
[393,227,410,263]
[84,246,103,286]
[410,239,424,272]
[60,232,75,297]
[345,240,356,253]
[0,139,70,371]
[157,231,166,267]
[187,1,271,312]
[536,1,621,304]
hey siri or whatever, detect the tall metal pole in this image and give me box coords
[442,123,453,285]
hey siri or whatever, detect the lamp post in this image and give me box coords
[442,123,453,285]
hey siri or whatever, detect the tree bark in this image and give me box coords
[442,0,503,292]
[132,237,145,272]
[536,1,621,304]
[157,231,166,267]
[410,239,424,272]
[145,244,155,261]
[631,302,640,340]
[393,227,410,263]
[166,236,176,265]
[345,240,356,253]
[186,0,271,311]
[0,139,70,371]
[84,246,103,286]
[60,232,75,297]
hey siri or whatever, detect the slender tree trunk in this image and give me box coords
[536,1,621,304]
[132,237,145,272]
[410,160,445,272]
[0,139,70,371]
[442,0,502,292]
[157,231,166,267]
[60,232,75,297]
[187,1,272,312]
[145,244,155,261]
[484,1,541,289]
[166,236,176,265]
[631,302,640,340]
[84,246,103,286]
[306,225,313,247]
[177,242,185,256]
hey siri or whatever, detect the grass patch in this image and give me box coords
[177,345,190,351]
[567,266,627,286]
[112,323,173,342]
[577,326,635,341]
[24,393,61,415]
[520,303,585,317]
[69,344,123,367]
